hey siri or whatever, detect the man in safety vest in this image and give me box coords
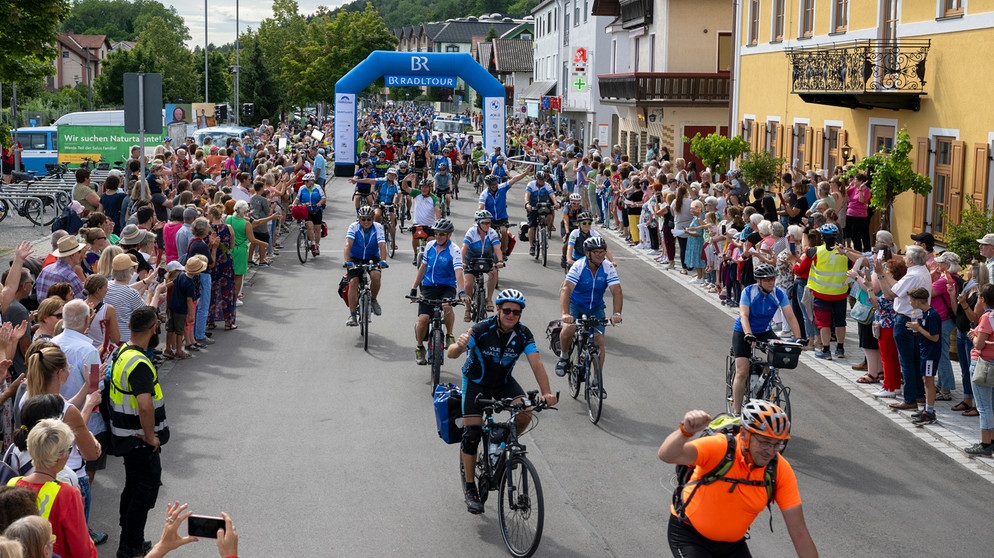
[108,306,169,558]
[807,223,850,360]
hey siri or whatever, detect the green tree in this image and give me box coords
[282,3,396,106]
[739,150,785,190]
[683,132,750,177]
[844,128,931,232]
[241,37,279,125]
[0,0,71,83]
[388,86,421,102]
[257,0,307,110]
[944,201,994,265]
[62,0,189,42]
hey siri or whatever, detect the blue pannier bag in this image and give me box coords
[433,383,464,444]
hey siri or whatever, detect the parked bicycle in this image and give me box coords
[344,260,383,351]
[408,295,463,394]
[562,315,611,424]
[725,338,798,447]
[461,391,557,558]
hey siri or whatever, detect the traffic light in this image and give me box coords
[214,104,227,122]
[242,103,254,117]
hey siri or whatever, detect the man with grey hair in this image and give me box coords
[52,298,109,543]
[977,233,994,279]
[876,244,932,411]
[175,206,199,263]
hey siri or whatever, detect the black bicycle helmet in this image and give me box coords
[753,263,776,279]
[419,179,434,189]
[495,288,526,309]
[474,209,494,223]
[577,212,593,222]
[583,236,607,252]
[741,399,791,440]
[535,171,548,181]
[357,206,374,218]
[484,174,500,186]
[432,218,455,234]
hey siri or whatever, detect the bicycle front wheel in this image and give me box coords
[498,455,544,558]
[296,227,309,264]
[430,328,444,394]
[387,216,397,258]
[472,285,487,322]
[22,198,46,226]
[567,346,581,400]
[540,227,548,267]
[360,290,371,351]
[724,355,736,414]
[585,354,604,424]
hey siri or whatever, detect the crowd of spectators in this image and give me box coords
[0,116,333,557]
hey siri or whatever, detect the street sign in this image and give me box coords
[573,77,587,91]
[123,73,163,134]
[573,47,587,63]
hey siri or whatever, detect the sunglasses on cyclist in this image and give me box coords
[500,308,521,316]
[579,220,593,225]
[359,217,373,222]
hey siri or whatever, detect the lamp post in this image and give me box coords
[233,0,240,126]
[204,0,209,103]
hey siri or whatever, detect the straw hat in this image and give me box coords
[185,255,208,274]
[112,253,138,271]
[53,235,84,258]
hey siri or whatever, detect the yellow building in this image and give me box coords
[734,0,994,244]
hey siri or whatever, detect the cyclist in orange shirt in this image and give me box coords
[658,401,819,558]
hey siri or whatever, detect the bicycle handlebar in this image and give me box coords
[476,390,559,413]
[406,296,464,307]
[343,261,383,270]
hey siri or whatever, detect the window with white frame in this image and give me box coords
[941,0,964,18]
[772,0,785,42]
[800,0,815,39]
[748,0,760,45]
[832,0,848,33]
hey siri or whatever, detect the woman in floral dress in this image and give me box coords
[208,204,237,328]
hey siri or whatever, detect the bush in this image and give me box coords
[738,150,785,189]
[944,201,994,264]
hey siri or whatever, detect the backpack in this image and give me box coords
[0,444,32,486]
[51,205,84,235]
[671,414,779,532]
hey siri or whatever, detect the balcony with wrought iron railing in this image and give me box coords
[785,39,930,111]
[597,72,730,105]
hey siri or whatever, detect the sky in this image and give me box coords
[172,0,348,49]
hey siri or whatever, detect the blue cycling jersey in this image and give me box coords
[463,317,539,387]
[375,179,399,204]
[297,185,325,208]
[525,181,555,204]
[567,229,600,260]
[346,221,385,260]
[733,284,790,334]
[422,239,463,288]
[463,226,501,260]
[565,257,620,311]
[479,182,513,220]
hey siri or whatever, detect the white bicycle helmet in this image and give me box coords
[495,288,526,309]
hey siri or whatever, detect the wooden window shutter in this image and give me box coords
[805,126,815,170]
[974,143,990,209]
[784,125,795,170]
[947,140,966,226]
[813,129,824,170]
[913,137,929,234]
[776,123,785,158]
[754,122,764,154]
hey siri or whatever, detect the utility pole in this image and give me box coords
[205,0,209,103]
[233,0,240,126]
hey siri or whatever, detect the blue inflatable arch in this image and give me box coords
[333,51,506,176]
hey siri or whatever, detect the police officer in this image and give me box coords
[108,306,169,558]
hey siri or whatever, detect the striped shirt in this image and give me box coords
[104,282,144,342]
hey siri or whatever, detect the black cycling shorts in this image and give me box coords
[731,329,779,359]
[527,209,553,227]
[667,515,751,558]
[307,208,323,226]
[494,218,510,229]
[418,284,456,316]
[461,377,525,417]
[348,257,380,280]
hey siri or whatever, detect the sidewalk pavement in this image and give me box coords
[602,226,994,485]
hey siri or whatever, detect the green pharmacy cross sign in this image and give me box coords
[573,76,587,91]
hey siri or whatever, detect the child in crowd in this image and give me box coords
[907,287,941,425]
[702,211,720,292]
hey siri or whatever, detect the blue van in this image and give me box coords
[14,127,58,177]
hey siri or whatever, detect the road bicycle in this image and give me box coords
[460,391,557,558]
[295,218,310,264]
[473,161,488,195]
[408,295,463,394]
[344,260,383,351]
[531,202,554,267]
[406,225,430,268]
[377,203,398,258]
[467,257,496,322]
[562,315,611,424]
[725,338,798,448]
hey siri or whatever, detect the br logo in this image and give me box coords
[411,56,430,72]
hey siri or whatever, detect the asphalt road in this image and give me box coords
[88,177,994,557]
